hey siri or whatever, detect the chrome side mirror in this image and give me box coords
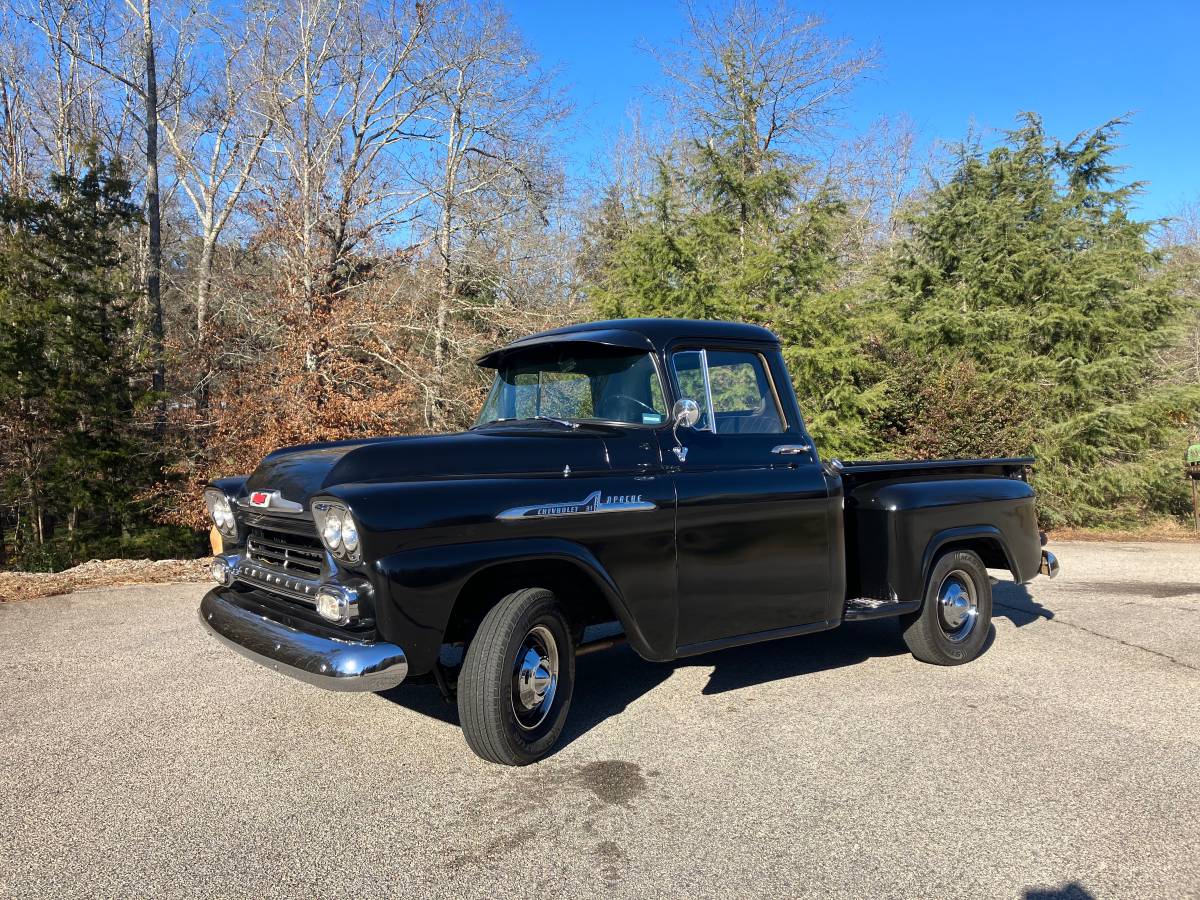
[671,398,701,429]
[670,398,701,463]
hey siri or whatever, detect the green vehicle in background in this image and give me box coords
[1188,442,1200,530]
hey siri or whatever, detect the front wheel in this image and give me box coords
[457,588,575,765]
[901,549,992,665]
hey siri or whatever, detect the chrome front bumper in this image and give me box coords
[198,590,408,692]
[1039,550,1060,579]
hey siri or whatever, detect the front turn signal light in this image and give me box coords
[315,585,359,624]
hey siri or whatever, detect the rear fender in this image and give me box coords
[846,477,1040,604]
[920,525,1017,596]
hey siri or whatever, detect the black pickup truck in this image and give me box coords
[200,318,1059,764]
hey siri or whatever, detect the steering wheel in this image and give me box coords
[608,394,658,414]
[597,393,661,424]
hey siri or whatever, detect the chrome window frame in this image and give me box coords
[744,350,789,432]
[669,348,716,434]
[699,349,717,434]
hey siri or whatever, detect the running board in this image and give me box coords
[843,598,921,621]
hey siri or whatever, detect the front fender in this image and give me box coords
[207,475,249,500]
[373,537,665,675]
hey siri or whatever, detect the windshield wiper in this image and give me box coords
[532,415,579,429]
[472,415,579,430]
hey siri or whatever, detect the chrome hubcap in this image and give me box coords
[512,625,559,730]
[937,571,978,642]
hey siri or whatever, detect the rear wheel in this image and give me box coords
[458,587,575,765]
[901,549,992,665]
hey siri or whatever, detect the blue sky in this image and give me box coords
[508,1,1198,221]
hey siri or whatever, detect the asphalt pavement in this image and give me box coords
[1,541,1198,899]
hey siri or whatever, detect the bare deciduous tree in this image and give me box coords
[162,9,279,336]
[823,113,918,269]
[1161,201,1200,392]
[655,0,878,169]
[254,0,436,311]
[416,0,571,426]
[0,34,34,194]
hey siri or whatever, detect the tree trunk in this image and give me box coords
[430,98,461,432]
[195,236,215,336]
[194,236,215,418]
[142,0,165,436]
[431,199,453,431]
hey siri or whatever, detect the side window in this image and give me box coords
[707,351,783,434]
[671,349,784,435]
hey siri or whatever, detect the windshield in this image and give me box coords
[476,350,668,427]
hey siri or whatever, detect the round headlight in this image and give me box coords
[340,516,359,553]
[205,490,237,538]
[322,509,343,549]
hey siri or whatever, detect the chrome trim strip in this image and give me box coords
[699,348,716,434]
[199,590,408,692]
[234,559,320,606]
[235,490,304,513]
[497,489,657,521]
[771,444,812,455]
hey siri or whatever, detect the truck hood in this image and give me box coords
[243,429,613,509]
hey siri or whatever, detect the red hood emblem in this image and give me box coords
[249,491,271,507]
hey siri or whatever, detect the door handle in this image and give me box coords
[771,444,811,455]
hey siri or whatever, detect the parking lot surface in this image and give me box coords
[1,541,1198,899]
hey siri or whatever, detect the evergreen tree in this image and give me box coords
[591,146,887,457]
[585,6,885,455]
[0,154,190,568]
[590,20,887,458]
[880,115,1200,526]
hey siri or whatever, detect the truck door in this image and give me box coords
[662,345,833,651]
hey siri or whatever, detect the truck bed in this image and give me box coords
[838,457,1034,484]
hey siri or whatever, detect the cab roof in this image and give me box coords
[476,318,780,368]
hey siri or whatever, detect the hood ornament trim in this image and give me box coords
[237,489,304,513]
[498,490,655,521]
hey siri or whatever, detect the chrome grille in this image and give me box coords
[245,517,325,579]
